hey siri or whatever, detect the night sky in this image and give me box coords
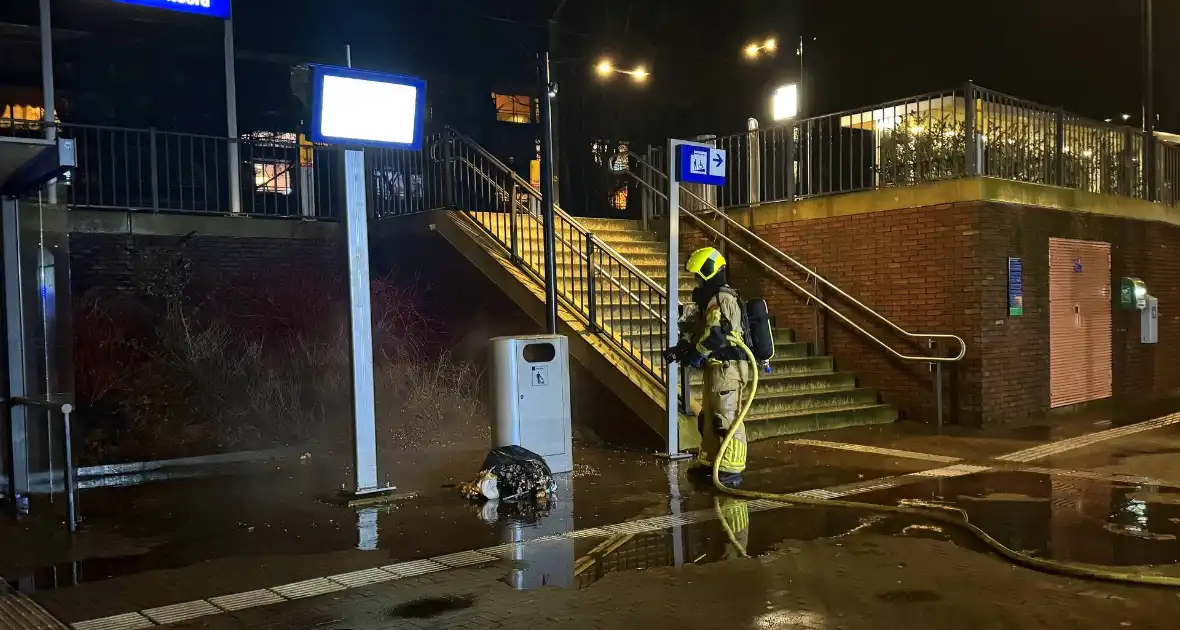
[0,0,1175,143]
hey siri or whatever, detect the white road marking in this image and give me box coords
[207,589,284,612]
[325,568,398,588]
[996,413,1180,463]
[788,439,962,463]
[71,613,155,630]
[140,600,220,626]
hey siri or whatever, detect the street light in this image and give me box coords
[594,58,649,83]
[744,38,778,59]
[772,83,799,121]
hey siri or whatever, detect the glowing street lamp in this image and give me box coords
[594,58,649,83]
[772,83,799,121]
[744,38,778,59]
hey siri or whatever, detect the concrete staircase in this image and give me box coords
[430,130,896,449]
[576,217,898,442]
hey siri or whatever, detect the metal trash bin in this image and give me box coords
[489,335,573,474]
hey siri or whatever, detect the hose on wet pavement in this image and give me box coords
[710,335,1180,587]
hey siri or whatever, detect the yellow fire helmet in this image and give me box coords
[685,247,727,281]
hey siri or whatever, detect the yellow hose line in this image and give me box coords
[711,335,1180,587]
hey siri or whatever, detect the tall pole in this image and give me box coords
[539,53,559,334]
[798,36,803,116]
[1143,0,1156,201]
[664,140,684,458]
[225,2,242,214]
[39,0,57,204]
[548,18,562,206]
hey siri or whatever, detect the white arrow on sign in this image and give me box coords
[708,148,726,177]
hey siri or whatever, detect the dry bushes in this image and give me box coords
[73,263,487,465]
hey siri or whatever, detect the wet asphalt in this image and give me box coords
[6,403,1180,623]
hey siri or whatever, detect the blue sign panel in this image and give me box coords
[677,144,727,186]
[111,0,231,19]
[1008,257,1023,317]
[309,65,427,150]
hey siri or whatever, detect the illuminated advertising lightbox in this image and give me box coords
[111,0,231,19]
[308,65,427,151]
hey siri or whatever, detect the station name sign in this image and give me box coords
[111,0,231,19]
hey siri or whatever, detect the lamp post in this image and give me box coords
[536,55,648,335]
[1143,0,1156,201]
[539,53,559,334]
[746,35,813,117]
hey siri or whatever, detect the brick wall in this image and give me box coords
[70,233,342,296]
[724,203,983,425]
[720,199,1180,427]
[978,203,1180,422]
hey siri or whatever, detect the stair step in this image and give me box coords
[744,404,899,441]
[491,225,662,246]
[575,217,646,232]
[748,387,879,416]
[691,370,853,397]
[514,239,667,257]
[683,355,834,380]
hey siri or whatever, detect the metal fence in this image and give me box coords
[443,129,670,383]
[682,83,1178,210]
[4,120,447,220]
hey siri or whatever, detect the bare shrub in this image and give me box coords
[74,263,487,464]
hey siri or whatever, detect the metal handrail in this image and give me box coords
[451,155,667,325]
[625,153,967,364]
[8,397,78,532]
[443,128,668,299]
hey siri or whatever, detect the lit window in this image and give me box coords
[1,104,59,130]
[610,185,628,211]
[493,93,534,123]
[253,161,292,195]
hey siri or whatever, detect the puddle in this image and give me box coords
[852,469,1180,568]
[499,499,934,592]
[389,595,475,618]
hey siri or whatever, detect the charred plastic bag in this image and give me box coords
[459,445,556,503]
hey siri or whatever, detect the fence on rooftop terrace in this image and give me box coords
[640,82,1178,214]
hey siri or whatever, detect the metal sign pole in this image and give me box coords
[2,197,30,508]
[343,149,384,496]
[665,139,683,458]
[663,139,727,459]
[39,0,57,204]
[224,2,242,214]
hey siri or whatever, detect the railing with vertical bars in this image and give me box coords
[438,128,670,384]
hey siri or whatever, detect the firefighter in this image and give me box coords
[664,247,749,488]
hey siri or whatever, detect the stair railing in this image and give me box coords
[625,151,966,426]
[436,128,671,383]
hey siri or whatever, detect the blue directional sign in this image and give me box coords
[111,0,231,19]
[677,144,727,186]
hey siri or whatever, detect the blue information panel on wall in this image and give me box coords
[111,0,231,19]
[1008,257,1023,317]
[677,144,727,186]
